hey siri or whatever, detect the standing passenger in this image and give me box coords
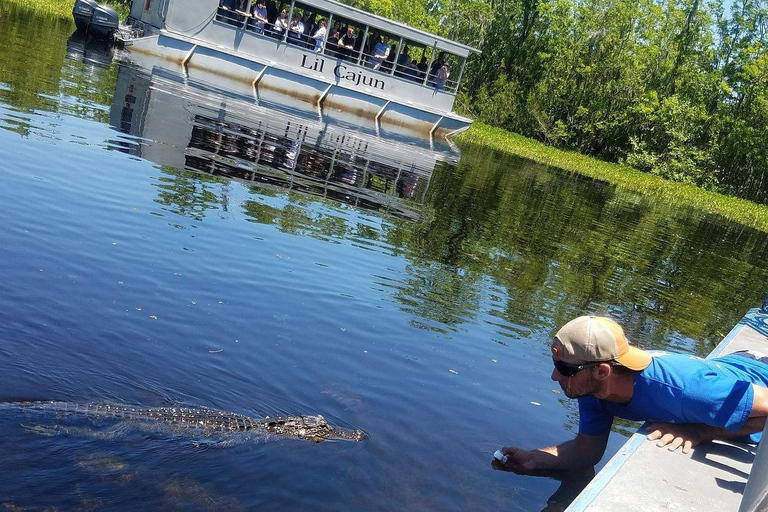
[367,35,390,70]
[287,13,304,44]
[272,9,288,37]
[325,22,341,57]
[434,62,449,90]
[337,27,356,61]
[249,0,268,33]
[311,19,327,53]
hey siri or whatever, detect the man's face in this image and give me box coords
[551,341,601,399]
[551,360,601,398]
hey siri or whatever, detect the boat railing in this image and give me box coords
[214,0,470,94]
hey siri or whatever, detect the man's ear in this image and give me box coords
[592,363,613,381]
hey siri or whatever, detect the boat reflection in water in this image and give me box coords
[109,61,458,221]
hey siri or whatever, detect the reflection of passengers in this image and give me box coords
[249,0,268,33]
[366,35,390,70]
[287,13,304,43]
[311,19,327,53]
[337,27,356,61]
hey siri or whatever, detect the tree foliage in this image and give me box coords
[354,0,768,204]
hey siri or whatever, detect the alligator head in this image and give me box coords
[263,415,366,442]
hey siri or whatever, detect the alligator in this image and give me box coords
[5,401,366,443]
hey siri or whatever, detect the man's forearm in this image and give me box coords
[698,416,767,441]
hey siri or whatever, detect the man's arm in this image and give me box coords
[500,431,610,473]
[648,383,768,453]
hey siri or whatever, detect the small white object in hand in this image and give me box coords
[494,450,508,464]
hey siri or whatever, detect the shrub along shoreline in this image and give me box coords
[459,123,768,233]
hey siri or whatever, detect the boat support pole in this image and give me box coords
[375,101,390,122]
[182,44,198,73]
[252,66,269,99]
[444,125,469,140]
[318,84,333,115]
[429,116,444,141]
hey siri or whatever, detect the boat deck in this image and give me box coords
[566,308,768,512]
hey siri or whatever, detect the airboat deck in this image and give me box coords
[121,0,479,140]
[566,305,768,512]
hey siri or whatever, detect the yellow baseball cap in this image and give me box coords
[553,316,651,371]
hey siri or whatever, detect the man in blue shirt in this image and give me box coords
[498,315,768,472]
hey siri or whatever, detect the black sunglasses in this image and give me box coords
[552,358,604,377]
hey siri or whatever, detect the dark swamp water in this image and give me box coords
[1,5,767,511]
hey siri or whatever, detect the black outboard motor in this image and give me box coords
[89,4,119,40]
[71,0,119,41]
[72,0,99,32]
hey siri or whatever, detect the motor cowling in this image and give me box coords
[71,0,118,41]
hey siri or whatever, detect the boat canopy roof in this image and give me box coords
[296,0,480,58]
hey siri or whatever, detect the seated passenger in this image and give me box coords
[287,13,304,44]
[311,19,327,53]
[417,56,428,81]
[394,46,410,78]
[336,27,356,61]
[249,0,268,33]
[405,59,420,81]
[366,35,390,70]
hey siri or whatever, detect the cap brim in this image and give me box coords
[615,346,652,371]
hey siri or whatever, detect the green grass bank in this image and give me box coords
[459,123,768,233]
[8,0,129,20]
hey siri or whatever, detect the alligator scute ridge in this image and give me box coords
[8,401,366,443]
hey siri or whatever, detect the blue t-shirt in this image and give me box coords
[579,353,768,437]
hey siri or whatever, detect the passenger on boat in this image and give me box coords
[217,0,239,25]
[381,44,397,73]
[394,46,411,78]
[311,19,327,53]
[495,316,768,473]
[406,60,421,81]
[336,27,356,61]
[428,52,446,85]
[366,35,390,70]
[303,12,317,48]
[271,9,288,37]
[287,13,304,43]
[434,62,449,90]
[249,0,268,33]
[325,22,341,57]
[417,57,428,80]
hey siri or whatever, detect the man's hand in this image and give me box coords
[645,422,702,453]
[497,446,541,474]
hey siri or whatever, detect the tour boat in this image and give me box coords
[113,0,479,139]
